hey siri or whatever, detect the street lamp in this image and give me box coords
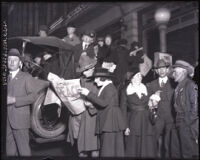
[154,8,171,52]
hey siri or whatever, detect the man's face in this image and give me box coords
[156,67,169,78]
[67,27,76,34]
[82,35,92,44]
[98,41,104,47]
[39,30,47,37]
[105,36,112,46]
[8,56,21,71]
[83,67,94,78]
[34,57,42,65]
[173,67,187,82]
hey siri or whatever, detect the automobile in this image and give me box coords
[8,36,75,143]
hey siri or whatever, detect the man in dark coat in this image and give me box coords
[171,60,198,158]
[6,49,49,156]
[72,30,96,74]
[146,59,175,158]
[114,39,130,88]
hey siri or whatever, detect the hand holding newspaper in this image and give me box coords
[45,72,86,115]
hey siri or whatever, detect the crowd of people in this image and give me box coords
[6,23,199,159]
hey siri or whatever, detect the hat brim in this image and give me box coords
[153,65,170,69]
[76,62,97,73]
[91,73,115,79]
[173,64,194,76]
[8,54,23,60]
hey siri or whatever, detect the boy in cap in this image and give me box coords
[38,25,48,37]
[146,58,175,158]
[62,23,80,46]
[171,60,198,158]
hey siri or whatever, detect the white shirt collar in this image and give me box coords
[159,76,168,85]
[10,68,20,79]
[98,80,112,96]
[82,42,88,50]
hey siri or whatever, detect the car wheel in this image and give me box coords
[31,91,67,138]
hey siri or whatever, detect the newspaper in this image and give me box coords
[139,54,152,76]
[46,72,86,115]
[154,52,172,67]
[102,62,116,73]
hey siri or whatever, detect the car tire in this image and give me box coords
[31,91,67,138]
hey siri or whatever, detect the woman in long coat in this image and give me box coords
[76,55,99,157]
[120,68,157,158]
[78,68,126,157]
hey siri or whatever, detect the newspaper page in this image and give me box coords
[47,72,85,115]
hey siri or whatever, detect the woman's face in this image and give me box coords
[82,35,92,44]
[105,36,112,46]
[94,77,103,87]
[83,67,94,78]
[131,72,142,85]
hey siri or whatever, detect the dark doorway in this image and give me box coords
[146,24,198,66]
[167,24,198,66]
[96,20,122,44]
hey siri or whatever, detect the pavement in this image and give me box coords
[30,140,78,157]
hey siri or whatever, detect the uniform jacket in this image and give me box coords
[87,83,126,134]
[147,78,175,123]
[174,78,198,139]
[73,43,95,66]
[7,71,49,129]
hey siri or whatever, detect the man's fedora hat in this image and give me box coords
[76,55,97,73]
[8,48,22,60]
[173,60,194,77]
[154,59,170,69]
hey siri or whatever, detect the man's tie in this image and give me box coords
[160,80,165,88]
[84,44,88,50]
[8,73,12,82]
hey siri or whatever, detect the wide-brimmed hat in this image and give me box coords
[76,55,97,73]
[126,67,140,80]
[8,48,22,60]
[92,68,114,78]
[154,59,170,69]
[173,60,194,77]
